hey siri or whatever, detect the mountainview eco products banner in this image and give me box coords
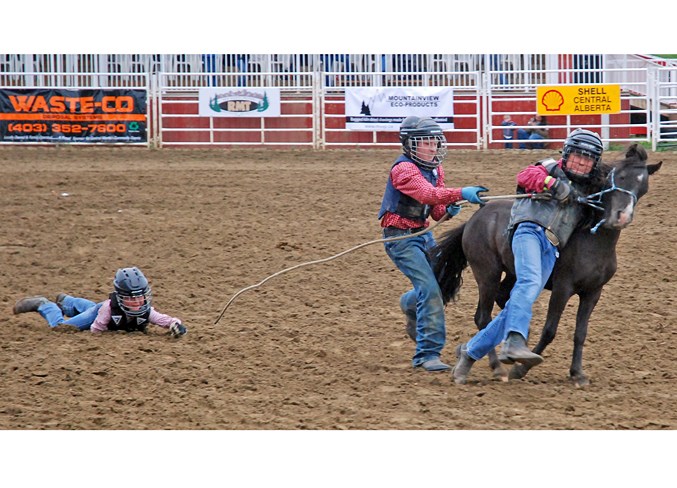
[345,87,454,131]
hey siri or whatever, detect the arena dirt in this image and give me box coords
[1,146,674,430]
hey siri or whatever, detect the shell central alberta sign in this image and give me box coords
[537,85,621,115]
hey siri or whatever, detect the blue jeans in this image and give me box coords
[384,231,446,366]
[517,129,545,149]
[465,222,558,360]
[37,295,103,330]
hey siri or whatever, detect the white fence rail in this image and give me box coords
[156,72,317,147]
[1,54,676,150]
[485,67,654,148]
[321,70,482,149]
[654,67,677,146]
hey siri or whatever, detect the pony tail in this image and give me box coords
[432,224,468,304]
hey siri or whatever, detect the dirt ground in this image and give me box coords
[0,145,675,431]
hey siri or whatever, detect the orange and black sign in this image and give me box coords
[0,88,147,143]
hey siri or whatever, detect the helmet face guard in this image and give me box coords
[399,116,448,169]
[113,267,152,316]
[562,128,603,181]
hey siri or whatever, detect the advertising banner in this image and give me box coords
[536,85,621,115]
[0,88,147,143]
[345,87,455,131]
[198,88,281,117]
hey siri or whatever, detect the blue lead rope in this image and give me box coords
[577,168,638,234]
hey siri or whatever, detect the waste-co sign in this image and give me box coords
[537,85,621,115]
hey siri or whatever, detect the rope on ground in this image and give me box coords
[214,193,537,324]
[214,215,450,324]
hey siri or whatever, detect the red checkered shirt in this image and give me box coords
[381,161,464,230]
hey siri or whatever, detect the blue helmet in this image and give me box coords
[113,267,152,316]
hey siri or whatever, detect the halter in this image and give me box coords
[577,168,639,234]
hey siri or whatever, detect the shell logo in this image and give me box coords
[542,90,564,111]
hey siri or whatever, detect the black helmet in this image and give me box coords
[562,128,604,181]
[399,116,448,169]
[113,267,152,316]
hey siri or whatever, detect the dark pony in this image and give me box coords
[433,144,661,386]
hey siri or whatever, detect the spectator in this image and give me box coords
[517,114,548,149]
[501,114,517,148]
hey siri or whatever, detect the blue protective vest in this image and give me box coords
[378,155,439,221]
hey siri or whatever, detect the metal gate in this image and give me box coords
[654,66,677,149]
[155,71,317,147]
[320,69,482,149]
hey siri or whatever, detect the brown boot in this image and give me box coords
[13,296,49,314]
[498,332,543,367]
[451,343,475,384]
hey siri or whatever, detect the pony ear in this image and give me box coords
[625,143,647,161]
[648,161,662,175]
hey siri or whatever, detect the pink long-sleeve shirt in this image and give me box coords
[516,159,563,192]
[380,161,463,229]
[90,299,182,333]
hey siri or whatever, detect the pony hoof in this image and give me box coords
[569,374,590,388]
[492,367,509,382]
[509,364,529,380]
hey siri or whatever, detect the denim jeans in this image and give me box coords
[517,129,545,149]
[37,295,103,330]
[465,222,558,360]
[384,231,446,366]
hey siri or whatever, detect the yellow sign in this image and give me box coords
[536,85,621,115]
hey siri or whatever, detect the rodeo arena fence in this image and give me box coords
[0,53,676,151]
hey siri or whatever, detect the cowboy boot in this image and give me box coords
[55,293,67,313]
[498,332,543,367]
[451,343,475,384]
[419,357,450,372]
[13,296,49,314]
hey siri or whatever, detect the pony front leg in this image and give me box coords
[569,289,602,387]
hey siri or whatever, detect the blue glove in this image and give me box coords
[169,322,187,338]
[446,204,462,217]
[461,186,489,204]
